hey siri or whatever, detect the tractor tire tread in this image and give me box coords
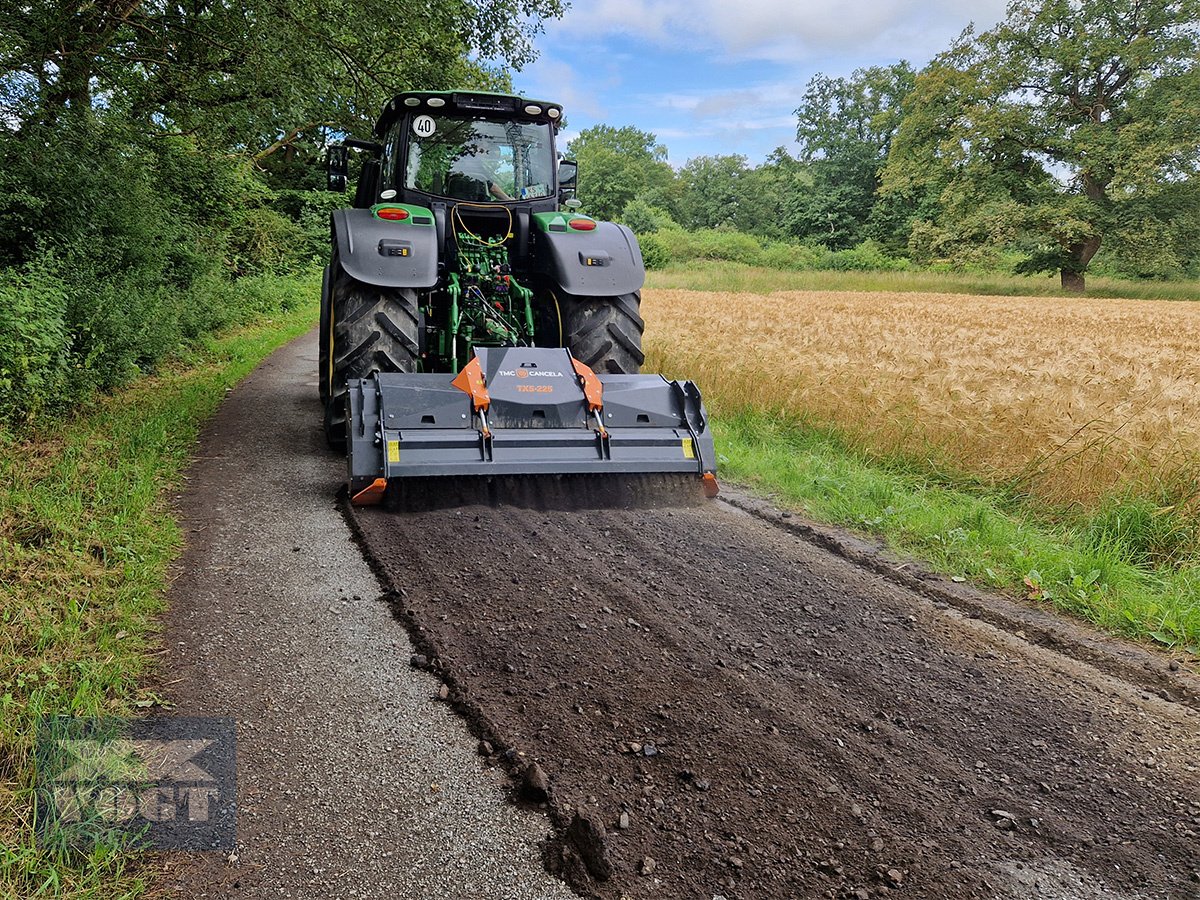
[325,276,420,449]
[561,291,645,374]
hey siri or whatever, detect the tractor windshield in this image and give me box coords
[404,114,555,202]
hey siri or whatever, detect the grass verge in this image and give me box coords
[0,271,319,898]
[718,411,1200,655]
[647,260,1200,301]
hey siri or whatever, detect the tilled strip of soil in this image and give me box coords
[350,490,1200,900]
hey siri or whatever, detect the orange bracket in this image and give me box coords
[569,358,604,412]
[701,472,720,498]
[451,357,491,411]
[351,477,388,506]
[451,356,493,437]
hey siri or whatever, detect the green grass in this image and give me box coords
[0,270,319,898]
[717,411,1200,655]
[647,260,1200,301]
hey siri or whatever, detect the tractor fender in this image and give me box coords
[534,221,645,296]
[331,208,439,288]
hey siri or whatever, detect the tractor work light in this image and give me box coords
[453,93,518,113]
[547,108,561,119]
[404,97,421,106]
[524,104,543,115]
[376,207,409,221]
[568,218,596,231]
[427,97,446,108]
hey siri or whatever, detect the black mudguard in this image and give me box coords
[534,221,645,296]
[331,208,439,288]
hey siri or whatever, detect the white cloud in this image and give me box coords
[514,56,608,119]
[551,0,1008,62]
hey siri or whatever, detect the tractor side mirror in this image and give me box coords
[327,145,348,192]
[558,158,578,201]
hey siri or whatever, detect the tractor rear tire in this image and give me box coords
[560,291,645,375]
[325,272,420,450]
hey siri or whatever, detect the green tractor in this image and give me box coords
[321,90,717,504]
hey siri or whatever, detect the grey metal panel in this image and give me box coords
[376,377,473,429]
[598,375,715,472]
[346,378,384,481]
[476,347,590,429]
[595,375,684,427]
[380,427,701,478]
[332,208,439,288]
[533,221,646,296]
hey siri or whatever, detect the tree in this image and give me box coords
[0,0,562,158]
[676,154,751,230]
[748,148,813,240]
[567,125,676,221]
[883,0,1200,291]
[790,62,915,248]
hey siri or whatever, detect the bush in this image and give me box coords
[637,232,670,270]
[0,114,312,427]
[655,227,766,266]
[652,227,910,274]
[620,199,677,234]
[758,241,824,271]
[820,240,911,272]
[0,263,70,421]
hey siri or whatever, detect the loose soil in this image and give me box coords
[350,487,1200,900]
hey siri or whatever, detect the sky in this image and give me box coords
[512,0,1010,166]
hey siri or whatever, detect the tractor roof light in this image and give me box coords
[568,218,596,231]
[547,107,561,119]
[376,207,409,221]
[524,104,543,116]
[403,97,421,106]
[427,97,446,108]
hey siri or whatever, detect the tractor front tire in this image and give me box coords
[560,291,645,375]
[325,273,420,450]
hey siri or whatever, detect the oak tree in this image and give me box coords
[883,0,1200,290]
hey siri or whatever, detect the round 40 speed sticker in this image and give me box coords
[412,115,436,138]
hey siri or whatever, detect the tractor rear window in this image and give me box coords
[404,114,555,203]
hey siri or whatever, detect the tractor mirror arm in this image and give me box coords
[344,138,385,156]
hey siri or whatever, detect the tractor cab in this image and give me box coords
[329,91,576,218]
[404,111,555,203]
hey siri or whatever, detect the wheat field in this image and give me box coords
[643,289,1200,507]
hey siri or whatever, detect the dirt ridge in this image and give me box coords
[722,490,1200,711]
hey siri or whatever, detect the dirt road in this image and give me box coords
[167,330,1199,899]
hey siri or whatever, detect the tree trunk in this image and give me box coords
[1060,269,1086,292]
[1061,232,1102,294]
[1058,172,1110,294]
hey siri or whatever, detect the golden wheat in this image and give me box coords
[643,289,1200,506]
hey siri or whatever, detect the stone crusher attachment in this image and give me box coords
[345,346,718,504]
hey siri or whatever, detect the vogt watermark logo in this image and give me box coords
[36,717,236,851]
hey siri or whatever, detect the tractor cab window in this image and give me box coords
[404,114,554,202]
